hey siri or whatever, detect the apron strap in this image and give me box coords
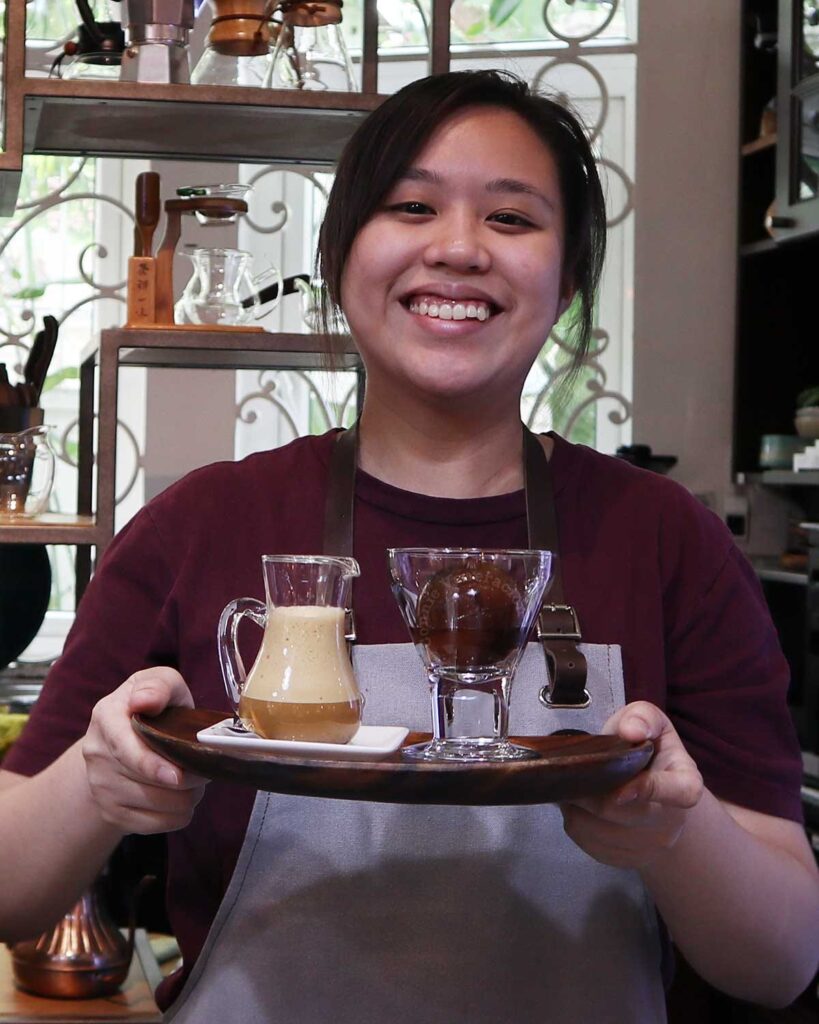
[523,428,589,709]
[323,423,358,643]
[322,423,589,707]
[323,423,357,558]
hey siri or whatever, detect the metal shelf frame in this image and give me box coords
[0,329,361,603]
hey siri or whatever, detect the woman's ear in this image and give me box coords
[556,278,576,321]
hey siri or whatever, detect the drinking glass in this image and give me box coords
[388,548,553,762]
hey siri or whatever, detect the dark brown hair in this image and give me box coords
[316,69,606,373]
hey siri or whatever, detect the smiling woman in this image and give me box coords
[317,70,607,496]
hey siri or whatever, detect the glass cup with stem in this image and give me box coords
[388,547,554,762]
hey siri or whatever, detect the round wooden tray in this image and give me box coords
[134,708,654,806]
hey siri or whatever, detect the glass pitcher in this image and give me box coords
[218,555,362,742]
[0,427,56,517]
[267,1,357,91]
[177,247,283,327]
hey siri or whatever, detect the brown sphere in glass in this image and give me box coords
[415,560,524,668]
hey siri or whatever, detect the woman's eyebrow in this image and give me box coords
[486,178,555,211]
[400,167,441,184]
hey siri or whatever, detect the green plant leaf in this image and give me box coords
[797,385,819,408]
[489,0,523,27]
[41,366,79,394]
[465,18,488,37]
[11,286,46,300]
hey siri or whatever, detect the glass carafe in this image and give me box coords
[218,555,362,742]
[0,427,56,517]
[267,1,357,91]
[177,247,282,326]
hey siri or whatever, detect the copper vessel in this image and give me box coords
[10,880,140,999]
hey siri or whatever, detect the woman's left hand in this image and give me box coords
[559,701,703,870]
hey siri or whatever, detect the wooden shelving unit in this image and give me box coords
[0,0,453,214]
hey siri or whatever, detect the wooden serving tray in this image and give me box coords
[133,709,654,806]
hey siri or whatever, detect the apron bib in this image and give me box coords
[165,641,666,1024]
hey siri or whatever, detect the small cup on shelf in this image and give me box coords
[759,434,807,469]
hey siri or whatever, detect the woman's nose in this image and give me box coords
[423,214,491,273]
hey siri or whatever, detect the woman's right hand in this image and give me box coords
[82,667,208,835]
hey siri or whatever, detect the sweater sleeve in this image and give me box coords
[661,504,803,823]
[3,506,177,778]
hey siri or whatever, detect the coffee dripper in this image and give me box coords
[192,0,276,86]
[218,555,362,742]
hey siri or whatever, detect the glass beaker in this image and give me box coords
[0,427,56,518]
[218,555,362,742]
[177,247,282,326]
[267,1,357,91]
[388,548,554,762]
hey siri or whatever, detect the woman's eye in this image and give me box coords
[489,211,536,228]
[388,201,434,216]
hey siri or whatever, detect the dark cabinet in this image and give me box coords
[735,0,819,475]
[774,0,819,239]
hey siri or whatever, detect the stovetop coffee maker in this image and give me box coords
[117,0,195,83]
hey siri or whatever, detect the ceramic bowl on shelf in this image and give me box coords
[759,434,807,468]
[795,406,819,439]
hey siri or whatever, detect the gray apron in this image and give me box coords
[165,641,666,1024]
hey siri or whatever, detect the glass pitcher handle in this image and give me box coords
[250,264,284,319]
[27,428,55,516]
[217,597,267,718]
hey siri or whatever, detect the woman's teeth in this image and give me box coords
[408,299,491,322]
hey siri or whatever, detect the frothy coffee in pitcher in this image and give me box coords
[239,605,361,743]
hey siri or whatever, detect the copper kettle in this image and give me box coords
[10,877,150,999]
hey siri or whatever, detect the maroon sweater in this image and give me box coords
[5,431,803,1008]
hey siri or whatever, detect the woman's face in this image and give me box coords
[340,105,572,410]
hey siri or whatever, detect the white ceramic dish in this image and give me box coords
[196,719,409,761]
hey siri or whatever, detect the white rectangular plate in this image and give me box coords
[196,719,409,761]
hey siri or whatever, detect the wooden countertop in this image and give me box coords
[0,931,162,1023]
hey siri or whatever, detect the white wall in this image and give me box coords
[633,3,741,512]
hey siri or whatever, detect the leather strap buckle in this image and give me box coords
[538,604,581,641]
[538,686,591,710]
